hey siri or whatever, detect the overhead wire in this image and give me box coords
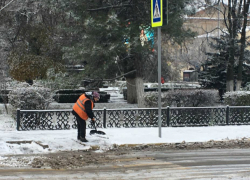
[115,53,136,87]
[0,0,16,12]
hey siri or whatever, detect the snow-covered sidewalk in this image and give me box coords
[1,113,250,156]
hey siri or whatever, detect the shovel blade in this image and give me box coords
[90,130,106,135]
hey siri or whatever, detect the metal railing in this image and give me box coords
[16,106,250,131]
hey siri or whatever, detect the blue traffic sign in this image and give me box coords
[151,0,162,27]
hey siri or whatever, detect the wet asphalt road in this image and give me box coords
[1,148,250,179]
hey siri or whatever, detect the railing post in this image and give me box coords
[103,107,106,128]
[17,108,20,131]
[167,106,170,127]
[226,105,229,125]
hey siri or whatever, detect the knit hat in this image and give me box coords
[92,91,100,99]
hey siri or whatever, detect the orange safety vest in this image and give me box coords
[73,94,94,120]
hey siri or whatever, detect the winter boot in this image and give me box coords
[79,137,88,142]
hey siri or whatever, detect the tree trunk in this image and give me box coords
[126,77,145,107]
[135,77,145,108]
[126,78,137,104]
[235,81,241,91]
[226,0,237,92]
[226,80,234,92]
[226,48,235,92]
[226,49,235,92]
[236,0,250,91]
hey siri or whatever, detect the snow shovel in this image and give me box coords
[90,121,106,135]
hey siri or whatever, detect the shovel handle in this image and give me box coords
[92,119,97,130]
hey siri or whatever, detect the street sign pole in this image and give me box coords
[151,0,163,138]
[158,27,162,138]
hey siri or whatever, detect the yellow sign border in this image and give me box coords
[151,0,163,27]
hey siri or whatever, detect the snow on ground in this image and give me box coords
[0,90,250,168]
[1,113,250,157]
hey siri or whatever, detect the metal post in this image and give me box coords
[226,105,229,125]
[103,107,106,128]
[167,106,170,127]
[158,27,162,138]
[17,108,20,131]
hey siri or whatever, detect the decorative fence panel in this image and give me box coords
[169,107,227,126]
[16,106,250,131]
[17,110,76,131]
[229,106,250,125]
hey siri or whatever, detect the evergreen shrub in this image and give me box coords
[223,91,250,106]
[144,89,219,107]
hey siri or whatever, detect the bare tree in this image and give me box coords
[236,0,250,90]
[188,0,250,91]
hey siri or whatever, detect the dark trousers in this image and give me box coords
[76,116,86,138]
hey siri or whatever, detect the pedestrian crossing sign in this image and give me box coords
[151,0,162,27]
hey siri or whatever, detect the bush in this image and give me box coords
[144,89,219,107]
[8,82,53,118]
[223,91,250,106]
